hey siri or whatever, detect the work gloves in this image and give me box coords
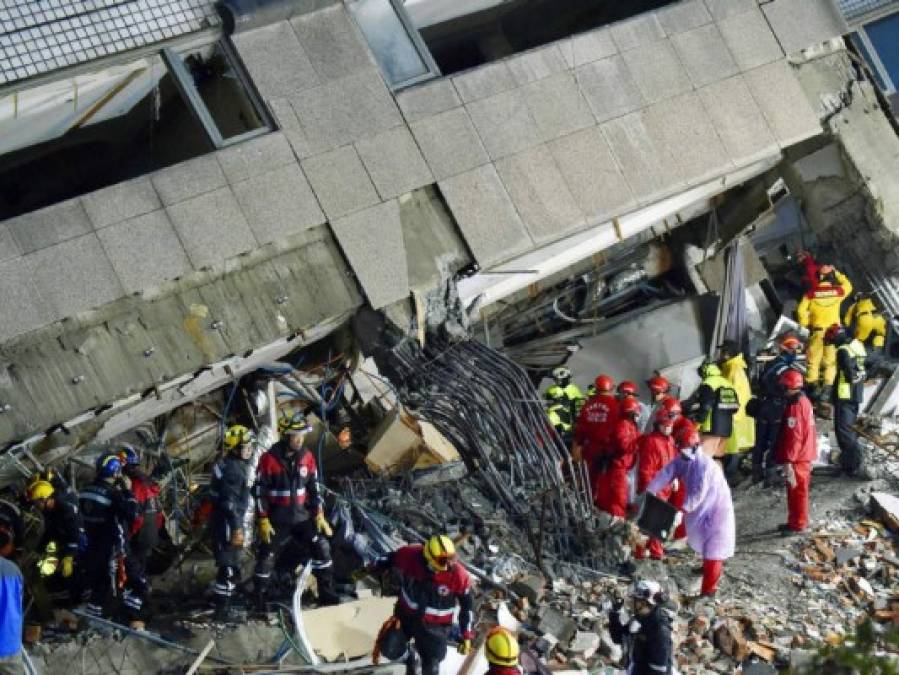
[315,511,333,537]
[231,527,245,548]
[457,639,472,655]
[785,463,797,489]
[61,555,74,578]
[258,517,275,544]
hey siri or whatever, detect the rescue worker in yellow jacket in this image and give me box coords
[796,264,852,397]
[844,293,887,367]
[718,341,755,480]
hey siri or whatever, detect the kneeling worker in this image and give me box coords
[608,580,675,675]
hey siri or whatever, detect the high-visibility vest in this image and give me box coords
[836,339,867,401]
[547,404,572,433]
[699,374,739,433]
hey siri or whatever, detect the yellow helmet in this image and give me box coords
[224,424,253,450]
[485,626,520,667]
[27,480,54,502]
[423,535,456,572]
[278,412,312,436]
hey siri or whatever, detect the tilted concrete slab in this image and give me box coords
[396,78,462,123]
[507,43,568,86]
[151,155,227,206]
[610,13,666,52]
[215,132,295,185]
[301,144,380,220]
[562,26,618,69]
[355,126,434,200]
[575,55,645,123]
[331,200,409,308]
[698,74,779,166]
[466,88,541,160]
[7,198,92,255]
[717,7,784,72]
[81,177,161,230]
[231,21,320,100]
[522,71,595,142]
[290,5,376,82]
[744,59,823,148]
[671,23,739,88]
[97,210,193,294]
[622,38,693,105]
[232,163,326,245]
[761,0,848,56]
[495,144,585,245]
[452,61,517,103]
[703,0,755,21]
[0,225,20,264]
[165,187,258,269]
[438,164,534,268]
[549,126,636,225]
[656,0,713,36]
[410,107,490,180]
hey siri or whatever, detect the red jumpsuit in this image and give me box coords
[635,431,677,559]
[594,417,639,517]
[774,393,816,532]
[575,394,619,488]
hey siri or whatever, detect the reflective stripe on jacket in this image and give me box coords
[836,339,866,402]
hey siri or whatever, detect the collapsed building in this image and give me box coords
[2,0,899,672]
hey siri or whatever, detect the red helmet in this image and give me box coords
[653,407,676,430]
[618,380,638,397]
[594,374,614,393]
[647,376,670,395]
[779,369,804,390]
[674,421,700,450]
[620,397,641,417]
[780,336,802,353]
[824,323,846,344]
[660,396,683,418]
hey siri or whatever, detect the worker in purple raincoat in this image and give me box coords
[647,423,735,597]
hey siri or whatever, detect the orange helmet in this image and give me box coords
[780,336,802,353]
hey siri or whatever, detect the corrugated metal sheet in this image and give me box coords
[0,0,220,86]
[838,0,899,22]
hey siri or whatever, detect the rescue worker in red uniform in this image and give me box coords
[253,412,337,609]
[661,398,688,541]
[595,397,641,517]
[773,370,817,535]
[635,407,679,560]
[644,376,671,432]
[618,380,651,432]
[575,375,619,481]
[118,445,162,629]
[372,535,474,675]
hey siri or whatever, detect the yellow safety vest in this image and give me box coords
[547,404,572,432]
[836,340,867,401]
[699,374,739,433]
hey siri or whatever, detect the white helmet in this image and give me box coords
[631,579,663,605]
[552,366,572,382]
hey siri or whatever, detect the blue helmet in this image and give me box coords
[118,445,140,466]
[96,454,122,478]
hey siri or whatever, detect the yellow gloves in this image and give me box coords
[315,511,333,537]
[61,555,74,578]
[258,517,275,544]
[231,528,245,548]
[457,639,472,655]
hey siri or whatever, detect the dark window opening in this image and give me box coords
[0,41,270,221]
[408,0,680,75]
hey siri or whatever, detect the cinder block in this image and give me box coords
[561,26,617,69]
[216,132,295,184]
[301,145,380,220]
[507,44,567,86]
[81,176,161,229]
[601,113,684,205]
[496,145,585,244]
[166,187,258,269]
[642,92,732,185]
[410,107,490,180]
[657,0,712,35]
[671,23,738,88]
[355,126,434,200]
[291,5,374,81]
[232,21,319,99]
[610,13,666,52]
[744,59,822,147]
[7,198,92,254]
[522,72,595,142]
[151,155,227,206]
[26,233,124,319]
[330,200,409,308]
[576,55,644,123]
[452,61,516,103]
[288,69,402,156]
[0,257,52,341]
[0,225,19,264]
[97,210,192,294]
[466,88,540,160]
[396,79,461,123]
[698,75,779,166]
[623,39,693,105]
[549,126,635,225]
[704,0,755,20]
[438,164,534,268]
[717,8,783,71]
[232,164,325,245]
[761,0,848,56]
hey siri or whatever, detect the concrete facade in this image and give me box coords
[0,0,847,445]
